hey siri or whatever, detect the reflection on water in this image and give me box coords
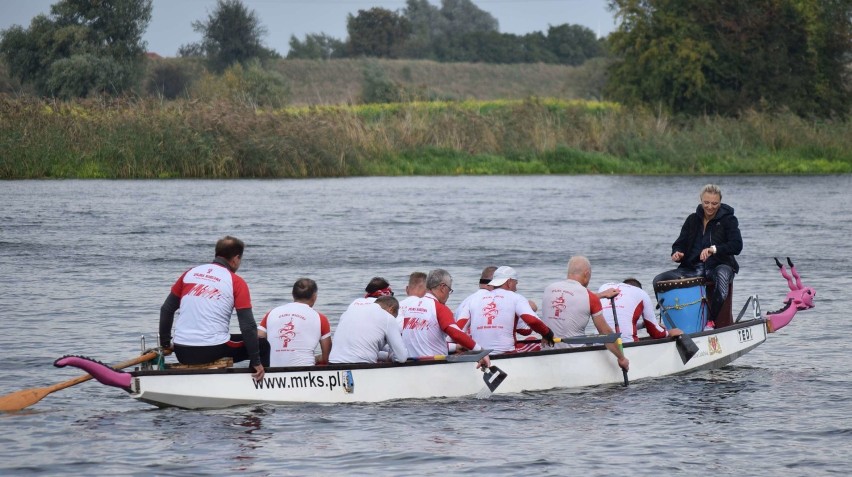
[230,409,266,470]
[147,407,274,473]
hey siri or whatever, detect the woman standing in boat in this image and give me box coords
[653,184,743,329]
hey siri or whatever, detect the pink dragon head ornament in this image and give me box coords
[766,257,816,332]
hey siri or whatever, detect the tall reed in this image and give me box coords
[1,96,849,179]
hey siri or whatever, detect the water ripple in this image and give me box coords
[1,177,850,476]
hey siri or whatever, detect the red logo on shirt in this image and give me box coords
[483,301,498,325]
[403,318,430,330]
[187,284,222,300]
[551,295,566,317]
[278,319,296,348]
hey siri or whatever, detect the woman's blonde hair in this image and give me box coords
[700,184,722,200]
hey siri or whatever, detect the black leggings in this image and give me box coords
[174,334,266,365]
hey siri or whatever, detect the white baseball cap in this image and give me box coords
[489,266,518,287]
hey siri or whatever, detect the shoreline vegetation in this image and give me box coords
[2,95,850,179]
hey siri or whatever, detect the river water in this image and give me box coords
[0,176,849,476]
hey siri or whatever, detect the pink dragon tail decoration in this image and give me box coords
[54,355,133,390]
[766,257,816,333]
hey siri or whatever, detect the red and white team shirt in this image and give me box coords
[456,290,533,341]
[171,263,251,346]
[597,282,669,343]
[541,279,602,348]
[462,289,538,354]
[259,302,331,366]
[396,295,421,331]
[400,293,478,357]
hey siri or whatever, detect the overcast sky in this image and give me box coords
[0,0,618,57]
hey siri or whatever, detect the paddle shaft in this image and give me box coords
[554,333,619,345]
[610,297,629,386]
[0,350,161,412]
[409,349,490,363]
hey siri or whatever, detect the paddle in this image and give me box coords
[476,365,507,399]
[735,295,753,323]
[674,334,699,364]
[409,349,491,363]
[0,350,161,412]
[553,333,619,345]
[659,297,699,364]
[610,297,629,386]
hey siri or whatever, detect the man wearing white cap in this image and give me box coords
[458,266,555,354]
[454,266,497,333]
[541,256,629,371]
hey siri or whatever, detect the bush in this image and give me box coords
[360,61,400,104]
[145,60,194,99]
[190,60,289,107]
[45,54,124,99]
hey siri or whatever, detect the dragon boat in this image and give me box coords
[4,259,815,411]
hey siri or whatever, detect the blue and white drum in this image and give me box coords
[654,277,708,334]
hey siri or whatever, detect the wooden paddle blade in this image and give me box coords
[676,335,699,364]
[0,350,161,412]
[0,373,93,412]
[0,386,53,412]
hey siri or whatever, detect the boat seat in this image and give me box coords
[168,357,233,369]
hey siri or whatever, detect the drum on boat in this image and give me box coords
[654,277,708,333]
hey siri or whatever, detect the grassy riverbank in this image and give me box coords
[1,96,850,178]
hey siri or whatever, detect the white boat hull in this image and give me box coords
[127,319,768,409]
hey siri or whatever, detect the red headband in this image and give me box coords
[365,287,394,298]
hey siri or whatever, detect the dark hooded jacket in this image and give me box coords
[671,203,742,273]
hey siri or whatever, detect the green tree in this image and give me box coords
[0,0,152,97]
[546,24,605,66]
[400,0,499,60]
[606,0,851,117]
[439,0,499,37]
[177,42,205,58]
[0,59,25,94]
[347,8,412,58]
[399,0,448,59]
[438,31,558,63]
[287,33,345,60]
[186,0,279,73]
[45,54,122,99]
